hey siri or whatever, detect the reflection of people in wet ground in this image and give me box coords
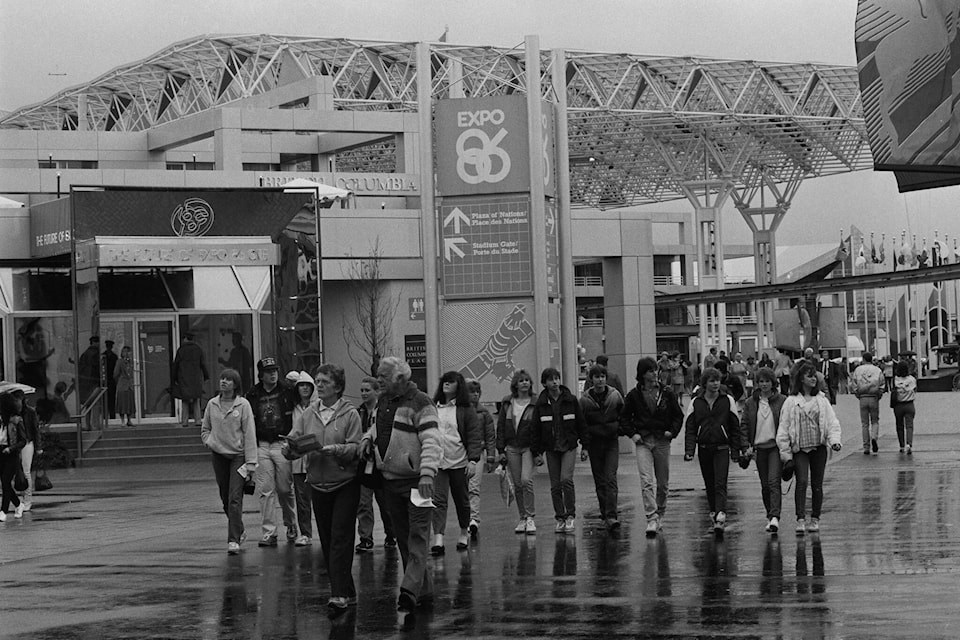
[777,361,842,536]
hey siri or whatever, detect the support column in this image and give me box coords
[525,35,551,377]
[552,48,578,390]
[416,42,441,390]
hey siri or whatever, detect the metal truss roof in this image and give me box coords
[0,34,871,209]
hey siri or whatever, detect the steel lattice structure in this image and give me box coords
[0,34,871,209]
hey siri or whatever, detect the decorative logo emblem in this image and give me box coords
[170,198,214,237]
[456,128,511,185]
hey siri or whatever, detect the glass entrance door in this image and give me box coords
[139,320,175,419]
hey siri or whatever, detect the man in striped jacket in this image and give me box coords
[361,356,441,615]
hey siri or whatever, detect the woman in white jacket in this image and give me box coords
[776,361,842,536]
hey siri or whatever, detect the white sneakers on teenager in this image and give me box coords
[525,517,537,534]
[515,519,527,534]
[765,517,779,533]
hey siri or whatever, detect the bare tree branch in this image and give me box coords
[341,237,402,375]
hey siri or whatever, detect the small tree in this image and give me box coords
[342,238,402,376]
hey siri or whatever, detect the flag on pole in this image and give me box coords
[855,243,867,268]
[910,236,919,267]
[871,237,878,263]
[835,236,849,262]
[879,237,885,264]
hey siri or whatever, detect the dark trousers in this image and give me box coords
[357,484,394,543]
[0,451,22,513]
[697,445,730,514]
[794,445,827,520]
[432,467,470,534]
[311,480,361,599]
[292,473,313,538]
[754,445,782,519]
[894,401,916,448]
[107,382,117,418]
[383,478,433,600]
[211,452,245,543]
[545,449,577,520]
[586,438,619,520]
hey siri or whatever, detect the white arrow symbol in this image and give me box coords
[443,207,471,234]
[545,208,556,236]
[444,237,468,261]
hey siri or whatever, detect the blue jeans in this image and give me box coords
[544,449,577,520]
[586,438,619,521]
[292,472,312,538]
[383,478,433,601]
[256,441,297,540]
[635,434,671,518]
[754,445,782,519]
[859,396,880,450]
[794,445,827,520]
[893,401,916,448]
[211,452,245,543]
[505,445,536,519]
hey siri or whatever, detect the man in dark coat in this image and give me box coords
[173,333,208,427]
[102,340,119,420]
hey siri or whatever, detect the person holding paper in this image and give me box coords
[283,363,362,616]
[360,356,441,615]
[200,368,257,555]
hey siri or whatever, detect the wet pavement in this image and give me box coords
[4,392,960,639]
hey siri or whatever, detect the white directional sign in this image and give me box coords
[439,197,533,298]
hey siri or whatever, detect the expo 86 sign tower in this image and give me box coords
[434,90,561,397]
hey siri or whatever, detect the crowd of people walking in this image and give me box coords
[185,345,919,620]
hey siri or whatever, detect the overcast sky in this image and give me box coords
[1,0,956,252]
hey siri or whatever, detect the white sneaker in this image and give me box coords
[514,519,527,534]
[22,502,32,512]
[555,519,566,533]
[714,511,726,533]
[808,518,820,533]
[645,516,659,537]
[14,503,23,519]
[227,542,241,555]
[525,517,537,534]
[563,516,576,534]
[766,517,779,533]
[796,519,806,535]
[0,511,6,522]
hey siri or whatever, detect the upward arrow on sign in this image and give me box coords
[443,207,471,234]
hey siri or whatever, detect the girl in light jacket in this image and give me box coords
[891,361,917,454]
[496,369,539,534]
[289,371,316,546]
[430,371,482,554]
[742,367,786,534]
[283,363,362,615]
[200,368,257,554]
[776,362,842,536]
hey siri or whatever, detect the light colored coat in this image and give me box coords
[776,394,842,461]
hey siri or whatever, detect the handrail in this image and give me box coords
[75,386,108,461]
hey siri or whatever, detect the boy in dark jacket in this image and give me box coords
[683,366,745,534]
[531,368,587,534]
[579,364,624,532]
